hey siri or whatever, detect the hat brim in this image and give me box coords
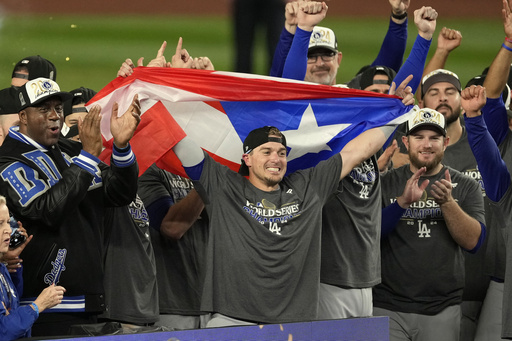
[407,123,446,137]
[308,46,338,54]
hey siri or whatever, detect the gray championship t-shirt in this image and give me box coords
[375,165,485,315]
[321,155,381,288]
[138,164,209,316]
[196,153,342,323]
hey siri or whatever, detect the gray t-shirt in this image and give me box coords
[196,153,342,323]
[101,195,159,324]
[375,165,485,315]
[138,164,209,315]
[321,155,381,288]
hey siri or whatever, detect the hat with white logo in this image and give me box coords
[406,108,446,136]
[16,78,72,111]
[308,26,338,53]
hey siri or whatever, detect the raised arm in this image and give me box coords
[481,0,512,143]
[270,1,300,77]
[340,75,414,179]
[392,6,437,93]
[422,27,462,77]
[371,0,410,72]
[462,85,511,202]
[281,1,328,81]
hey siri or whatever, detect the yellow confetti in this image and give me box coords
[280,324,283,331]
[288,333,293,341]
[258,325,264,329]
[71,24,77,28]
[65,57,70,61]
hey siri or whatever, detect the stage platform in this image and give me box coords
[49,316,389,341]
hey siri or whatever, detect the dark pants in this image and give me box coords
[232,0,285,74]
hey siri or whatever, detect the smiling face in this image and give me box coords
[305,48,342,86]
[0,204,11,254]
[244,140,287,191]
[403,128,449,174]
[19,97,64,147]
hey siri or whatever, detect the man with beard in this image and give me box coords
[391,68,491,340]
[373,107,486,340]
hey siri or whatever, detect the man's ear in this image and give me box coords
[337,52,343,66]
[402,135,410,152]
[18,110,27,125]
[242,153,251,168]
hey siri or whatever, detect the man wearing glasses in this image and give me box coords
[304,26,342,86]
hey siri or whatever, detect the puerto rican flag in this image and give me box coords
[88,67,413,177]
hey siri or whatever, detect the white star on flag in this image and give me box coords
[284,103,350,161]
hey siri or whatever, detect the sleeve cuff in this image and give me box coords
[112,143,135,168]
[74,150,101,175]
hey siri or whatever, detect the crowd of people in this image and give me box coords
[1,0,512,340]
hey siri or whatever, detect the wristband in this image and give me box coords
[506,37,512,44]
[391,11,407,20]
[30,302,39,316]
[502,43,512,53]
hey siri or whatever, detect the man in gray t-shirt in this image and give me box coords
[375,107,486,341]
[170,121,400,327]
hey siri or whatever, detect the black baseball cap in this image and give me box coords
[63,87,97,117]
[357,65,396,90]
[238,126,287,176]
[12,55,57,81]
[0,87,19,115]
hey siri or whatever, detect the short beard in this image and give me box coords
[436,103,462,126]
[409,150,444,173]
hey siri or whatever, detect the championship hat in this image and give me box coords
[421,69,461,99]
[16,78,72,111]
[63,87,97,117]
[406,108,446,137]
[11,55,57,82]
[308,26,338,53]
[0,87,19,115]
[238,126,287,176]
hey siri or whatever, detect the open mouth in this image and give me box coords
[49,126,60,134]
